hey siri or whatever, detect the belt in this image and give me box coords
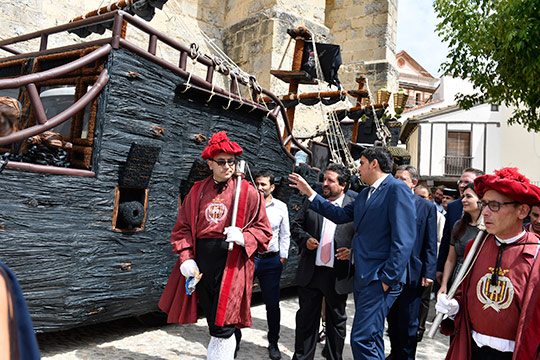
[256,251,279,259]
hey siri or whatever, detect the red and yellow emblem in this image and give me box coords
[476,267,513,312]
[205,197,228,224]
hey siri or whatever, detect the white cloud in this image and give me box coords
[396,0,449,77]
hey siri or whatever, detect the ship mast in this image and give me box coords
[270,27,314,146]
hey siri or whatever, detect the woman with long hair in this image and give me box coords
[438,183,481,295]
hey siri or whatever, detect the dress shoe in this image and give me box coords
[321,344,329,358]
[234,329,241,358]
[416,330,424,343]
[268,342,281,360]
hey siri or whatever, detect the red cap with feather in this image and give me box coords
[201,131,243,160]
[474,167,540,205]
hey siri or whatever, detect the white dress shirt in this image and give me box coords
[369,174,388,198]
[315,194,345,268]
[264,197,291,259]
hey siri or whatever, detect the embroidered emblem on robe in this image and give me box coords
[476,267,513,312]
[205,198,228,224]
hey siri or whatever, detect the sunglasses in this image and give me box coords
[210,158,237,167]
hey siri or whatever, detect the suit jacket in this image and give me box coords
[292,190,358,295]
[310,175,416,288]
[406,195,438,287]
[436,199,463,272]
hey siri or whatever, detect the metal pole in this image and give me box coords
[229,160,246,251]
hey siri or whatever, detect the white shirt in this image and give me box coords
[264,197,291,259]
[436,212,446,243]
[432,200,446,215]
[369,174,388,195]
[315,194,345,268]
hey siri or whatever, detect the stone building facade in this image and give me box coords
[0,0,399,137]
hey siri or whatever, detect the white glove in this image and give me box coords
[436,293,459,317]
[180,259,199,279]
[224,226,245,247]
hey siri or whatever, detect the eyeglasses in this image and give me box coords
[477,200,519,212]
[457,180,473,185]
[210,158,237,167]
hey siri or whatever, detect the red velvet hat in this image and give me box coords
[474,167,540,205]
[201,131,243,160]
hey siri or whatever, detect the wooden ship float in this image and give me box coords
[0,1,315,331]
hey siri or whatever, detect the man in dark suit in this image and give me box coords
[435,168,484,286]
[386,165,437,360]
[289,147,417,360]
[291,163,357,360]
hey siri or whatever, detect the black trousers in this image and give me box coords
[235,254,283,345]
[196,238,236,338]
[471,340,513,360]
[417,283,433,337]
[387,283,424,360]
[293,266,348,360]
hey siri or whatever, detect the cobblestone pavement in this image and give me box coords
[38,288,449,359]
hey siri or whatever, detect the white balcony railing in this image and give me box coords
[444,155,472,176]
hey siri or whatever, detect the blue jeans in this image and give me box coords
[350,280,402,359]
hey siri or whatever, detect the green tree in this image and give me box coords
[434,0,540,131]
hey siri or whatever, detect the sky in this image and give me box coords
[396,0,448,77]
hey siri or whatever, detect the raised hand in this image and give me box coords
[288,173,316,197]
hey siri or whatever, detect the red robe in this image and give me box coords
[442,232,540,359]
[158,176,271,327]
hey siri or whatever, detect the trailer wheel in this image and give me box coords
[118,201,145,229]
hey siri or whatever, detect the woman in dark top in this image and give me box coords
[438,183,481,296]
[0,261,40,359]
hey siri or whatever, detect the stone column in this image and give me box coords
[326,0,399,95]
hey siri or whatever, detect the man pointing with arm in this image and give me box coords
[289,147,416,360]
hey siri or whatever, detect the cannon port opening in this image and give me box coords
[112,187,148,232]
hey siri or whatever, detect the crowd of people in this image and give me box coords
[158,133,540,360]
[4,130,540,360]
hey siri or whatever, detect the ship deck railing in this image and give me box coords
[0,10,310,176]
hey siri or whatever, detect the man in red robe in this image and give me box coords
[436,167,540,360]
[159,131,272,359]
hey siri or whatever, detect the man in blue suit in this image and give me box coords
[289,147,417,359]
[386,165,437,360]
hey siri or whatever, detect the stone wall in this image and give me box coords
[326,0,399,92]
[0,1,225,65]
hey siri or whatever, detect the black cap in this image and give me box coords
[443,188,459,198]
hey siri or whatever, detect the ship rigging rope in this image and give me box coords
[277,37,294,71]
[0,153,8,173]
[169,0,255,89]
[306,29,357,175]
[364,77,391,145]
[166,0,290,121]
